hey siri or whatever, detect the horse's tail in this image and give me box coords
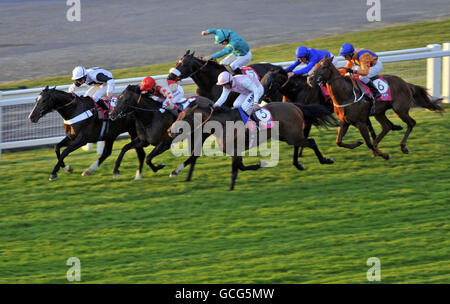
[294,103,339,128]
[408,83,444,112]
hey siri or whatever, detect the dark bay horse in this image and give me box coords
[310,56,443,158]
[28,86,145,181]
[167,50,284,106]
[110,85,211,182]
[169,98,336,190]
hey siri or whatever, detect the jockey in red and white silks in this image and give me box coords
[214,71,264,115]
[140,76,184,111]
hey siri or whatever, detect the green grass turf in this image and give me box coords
[1,18,449,90]
[0,105,448,283]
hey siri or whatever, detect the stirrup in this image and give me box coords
[224,65,235,75]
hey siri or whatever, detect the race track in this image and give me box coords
[0,0,449,83]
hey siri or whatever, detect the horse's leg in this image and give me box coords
[298,123,312,157]
[238,157,262,171]
[145,142,171,172]
[336,122,364,149]
[82,139,114,177]
[55,136,73,173]
[367,118,377,140]
[300,138,335,165]
[395,110,416,154]
[113,138,146,178]
[293,146,305,171]
[134,146,146,180]
[49,135,87,181]
[230,156,240,191]
[372,112,393,148]
[355,122,390,160]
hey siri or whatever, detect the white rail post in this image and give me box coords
[442,42,450,103]
[426,44,442,98]
[0,91,3,160]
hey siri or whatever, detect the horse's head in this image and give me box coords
[168,98,214,138]
[167,50,203,81]
[310,55,336,86]
[28,86,59,123]
[110,85,141,120]
[261,69,289,101]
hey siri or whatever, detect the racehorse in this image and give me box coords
[110,85,211,182]
[260,68,403,140]
[169,98,336,190]
[28,86,146,181]
[167,50,284,106]
[310,56,443,158]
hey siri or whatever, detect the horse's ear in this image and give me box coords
[52,86,56,90]
[186,50,190,55]
[44,85,49,91]
[323,54,329,60]
[191,51,195,57]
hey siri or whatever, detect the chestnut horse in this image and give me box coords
[310,56,443,159]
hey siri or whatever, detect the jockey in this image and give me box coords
[201,28,251,75]
[140,76,185,112]
[68,66,115,110]
[285,46,338,78]
[339,43,382,99]
[214,71,264,124]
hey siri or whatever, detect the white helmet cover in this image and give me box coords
[72,66,87,80]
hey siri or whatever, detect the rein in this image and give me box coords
[186,60,210,78]
[55,94,77,110]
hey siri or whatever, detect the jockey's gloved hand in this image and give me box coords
[159,108,166,113]
[345,68,355,74]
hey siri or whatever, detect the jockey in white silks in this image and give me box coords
[68,66,115,109]
[213,71,264,117]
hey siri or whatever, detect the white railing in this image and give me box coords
[0,43,449,159]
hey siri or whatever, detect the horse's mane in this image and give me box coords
[126,84,141,94]
[44,87,93,105]
[189,97,232,113]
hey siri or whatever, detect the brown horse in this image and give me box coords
[169,98,336,190]
[310,56,443,159]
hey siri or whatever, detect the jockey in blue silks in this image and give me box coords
[285,46,338,77]
[201,28,251,75]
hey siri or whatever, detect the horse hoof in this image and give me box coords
[382,153,390,160]
[323,158,334,164]
[157,163,166,171]
[295,164,305,171]
[401,146,409,154]
[170,171,178,178]
[64,166,73,174]
[81,170,91,177]
[134,170,142,180]
[113,171,120,178]
[49,174,57,181]
[357,140,364,146]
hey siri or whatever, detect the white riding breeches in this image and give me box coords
[359,60,383,83]
[220,51,252,70]
[84,83,115,102]
[233,86,264,115]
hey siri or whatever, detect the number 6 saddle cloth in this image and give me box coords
[356,76,392,101]
[238,106,274,132]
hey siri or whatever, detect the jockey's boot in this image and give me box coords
[366,80,381,100]
[250,112,260,130]
[233,67,243,75]
[224,65,237,75]
[96,99,109,111]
